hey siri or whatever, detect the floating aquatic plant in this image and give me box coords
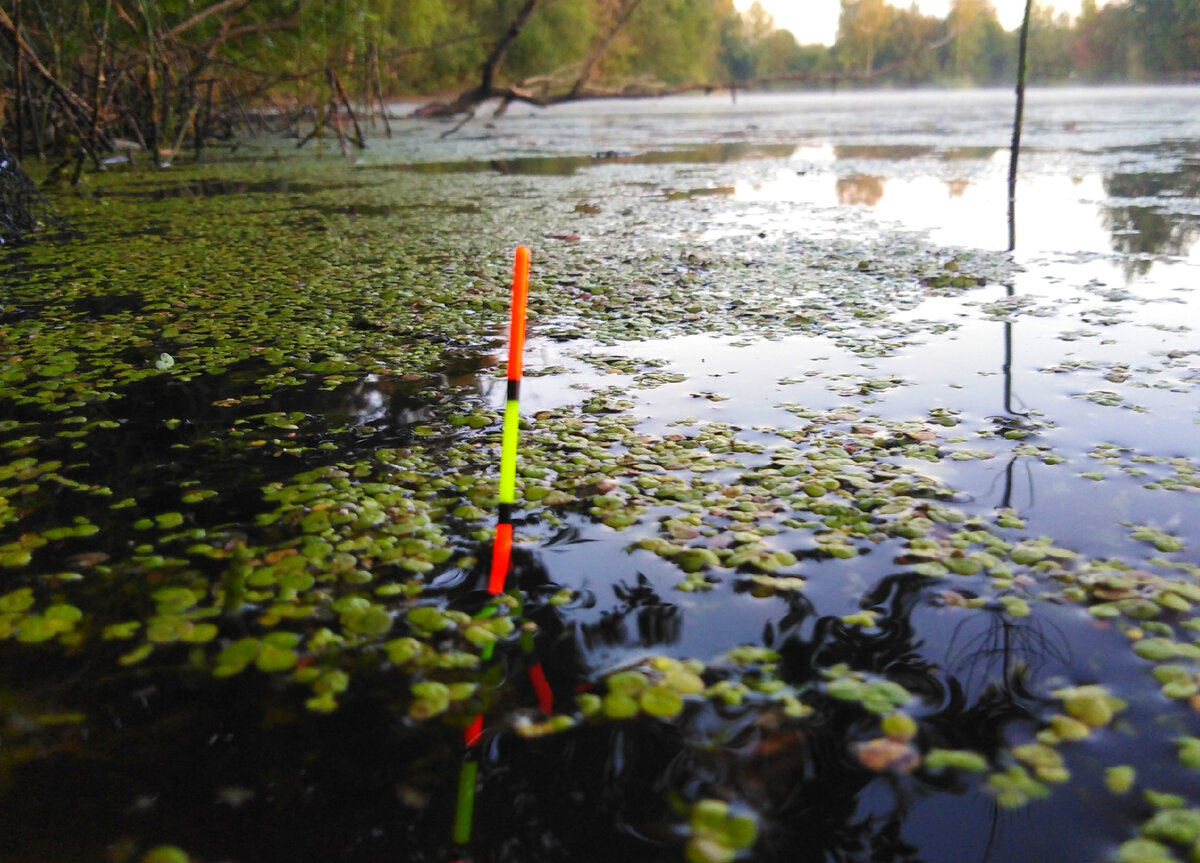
[683,798,758,863]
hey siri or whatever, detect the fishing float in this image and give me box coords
[453,246,553,851]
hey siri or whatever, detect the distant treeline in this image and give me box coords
[0,0,1196,162]
[821,0,1199,86]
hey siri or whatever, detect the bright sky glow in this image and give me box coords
[734,0,1102,46]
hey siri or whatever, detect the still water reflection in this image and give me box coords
[733,147,1200,266]
[4,87,1199,863]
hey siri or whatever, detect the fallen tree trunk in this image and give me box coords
[416,4,963,122]
[412,0,543,118]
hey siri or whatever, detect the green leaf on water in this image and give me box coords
[602,691,640,719]
[1177,736,1200,769]
[155,511,185,529]
[0,588,36,613]
[119,643,154,666]
[142,846,188,863]
[924,749,988,772]
[639,685,684,718]
[102,621,141,640]
[1105,765,1135,794]
[341,604,392,636]
[1114,838,1173,863]
[255,643,299,672]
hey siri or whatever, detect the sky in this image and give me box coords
[733,1,1096,46]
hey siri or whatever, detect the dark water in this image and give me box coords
[2,88,1200,863]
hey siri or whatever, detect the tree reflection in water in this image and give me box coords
[1104,165,1200,279]
[458,549,1074,863]
[836,174,886,207]
[0,525,1083,863]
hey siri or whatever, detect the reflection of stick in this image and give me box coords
[488,246,530,595]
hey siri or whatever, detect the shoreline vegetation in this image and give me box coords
[0,0,1196,173]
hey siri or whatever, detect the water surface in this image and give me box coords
[2,87,1199,863]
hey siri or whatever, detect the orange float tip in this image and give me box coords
[507,248,530,382]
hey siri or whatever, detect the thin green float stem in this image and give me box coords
[453,759,479,845]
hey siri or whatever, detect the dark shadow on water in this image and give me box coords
[833,145,999,162]
[0,539,1182,863]
[378,143,798,177]
[112,177,340,200]
[0,358,495,577]
[310,201,483,218]
[69,291,146,318]
[835,145,937,161]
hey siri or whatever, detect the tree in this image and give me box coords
[1026,2,1073,81]
[1072,0,1135,81]
[837,0,894,73]
[14,0,1200,158]
[620,0,730,84]
[946,0,1001,81]
[1129,0,1200,79]
[873,3,942,85]
[717,1,804,82]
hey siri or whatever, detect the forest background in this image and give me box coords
[0,0,1197,164]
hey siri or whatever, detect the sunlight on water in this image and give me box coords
[731,148,1185,258]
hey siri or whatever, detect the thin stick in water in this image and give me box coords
[1008,0,1034,252]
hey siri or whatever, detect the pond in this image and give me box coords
[2,86,1199,863]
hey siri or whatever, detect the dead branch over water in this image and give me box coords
[414,2,963,124]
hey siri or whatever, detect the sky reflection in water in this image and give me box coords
[732,145,1198,263]
[3,89,1199,863]
[517,89,1200,574]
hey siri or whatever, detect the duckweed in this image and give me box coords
[1,122,1198,863]
[684,798,758,863]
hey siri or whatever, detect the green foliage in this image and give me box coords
[1072,0,1133,81]
[504,0,598,80]
[837,0,894,73]
[1129,0,1200,78]
[1026,3,1075,82]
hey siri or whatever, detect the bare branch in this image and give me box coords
[480,0,543,92]
[570,0,645,98]
[414,0,545,117]
[0,6,98,133]
[416,17,965,122]
[163,0,252,42]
